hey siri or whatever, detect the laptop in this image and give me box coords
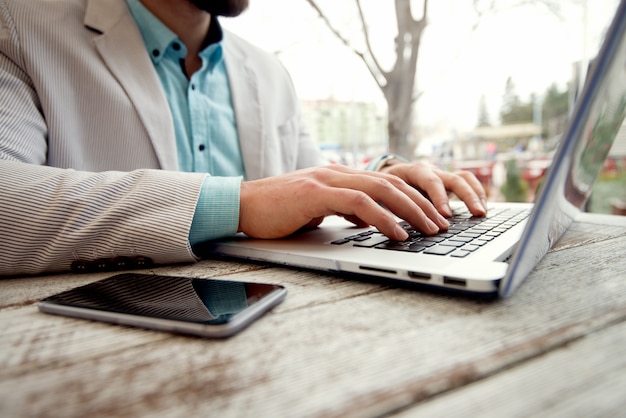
[202,1,626,297]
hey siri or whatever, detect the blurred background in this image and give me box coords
[223,0,626,215]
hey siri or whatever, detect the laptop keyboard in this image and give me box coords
[331,207,530,258]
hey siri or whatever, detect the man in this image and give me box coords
[0,0,487,276]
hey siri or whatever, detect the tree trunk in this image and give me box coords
[382,0,426,159]
[384,73,417,158]
[305,0,428,159]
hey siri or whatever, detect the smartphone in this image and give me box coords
[38,273,287,338]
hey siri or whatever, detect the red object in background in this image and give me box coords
[603,157,617,174]
[522,159,551,181]
[522,167,546,182]
[521,159,552,201]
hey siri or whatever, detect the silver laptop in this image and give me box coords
[203,1,626,297]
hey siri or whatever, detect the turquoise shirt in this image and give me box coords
[126,0,243,244]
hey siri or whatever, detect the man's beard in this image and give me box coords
[188,0,249,17]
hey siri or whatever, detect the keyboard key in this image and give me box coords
[447,236,474,244]
[353,235,390,248]
[422,236,446,243]
[423,245,455,256]
[439,241,465,248]
[409,240,436,248]
[460,244,480,252]
[405,245,426,253]
[457,233,482,239]
[357,231,375,237]
[407,231,423,239]
[376,242,410,251]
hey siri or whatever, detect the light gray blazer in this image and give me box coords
[0,0,324,275]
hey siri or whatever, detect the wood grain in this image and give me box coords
[0,215,624,417]
[394,321,626,417]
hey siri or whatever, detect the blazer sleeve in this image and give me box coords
[0,160,207,276]
[0,3,205,276]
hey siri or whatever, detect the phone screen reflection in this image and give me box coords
[44,274,281,324]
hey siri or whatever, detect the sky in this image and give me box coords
[222,0,621,133]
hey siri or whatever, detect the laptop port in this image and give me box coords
[408,271,431,281]
[443,277,466,287]
[359,266,396,275]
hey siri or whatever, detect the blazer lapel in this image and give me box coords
[223,33,264,180]
[84,0,179,170]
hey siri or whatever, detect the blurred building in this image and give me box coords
[463,123,543,159]
[301,99,387,165]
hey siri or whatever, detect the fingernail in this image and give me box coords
[442,203,452,217]
[481,198,488,213]
[426,218,439,233]
[474,198,485,213]
[437,214,450,228]
[394,224,409,241]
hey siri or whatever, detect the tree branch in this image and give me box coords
[356,0,387,80]
[304,0,387,89]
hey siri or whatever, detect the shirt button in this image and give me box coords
[152,49,160,57]
[198,144,205,151]
[172,42,181,51]
[191,84,196,90]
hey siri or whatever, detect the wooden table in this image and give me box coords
[2,213,625,417]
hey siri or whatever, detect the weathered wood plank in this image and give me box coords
[0,216,624,418]
[393,321,626,417]
[551,214,626,251]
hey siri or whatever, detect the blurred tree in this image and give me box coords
[500,77,534,124]
[499,79,570,141]
[542,82,570,139]
[304,0,564,159]
[477,95,491,127]
[500,159,528,202]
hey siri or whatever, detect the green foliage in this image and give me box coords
[542,83,570,138]
[588,169,626,214]
[500,77,534,125]
[498,78,570,131]
[543,83,569,121]
[578,96,626,187]
[501,102,534,125]
[500,159,528,202]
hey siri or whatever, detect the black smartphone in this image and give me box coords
[38,273,287,338]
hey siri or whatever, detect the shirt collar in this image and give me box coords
[204,13,224,46]
[126,0,224,65]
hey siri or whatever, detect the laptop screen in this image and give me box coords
[501,0,626,296]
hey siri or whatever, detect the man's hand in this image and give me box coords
[380,160,488,218]
[238,164,484,240]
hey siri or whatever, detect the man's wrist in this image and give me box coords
[367,153,408,172]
